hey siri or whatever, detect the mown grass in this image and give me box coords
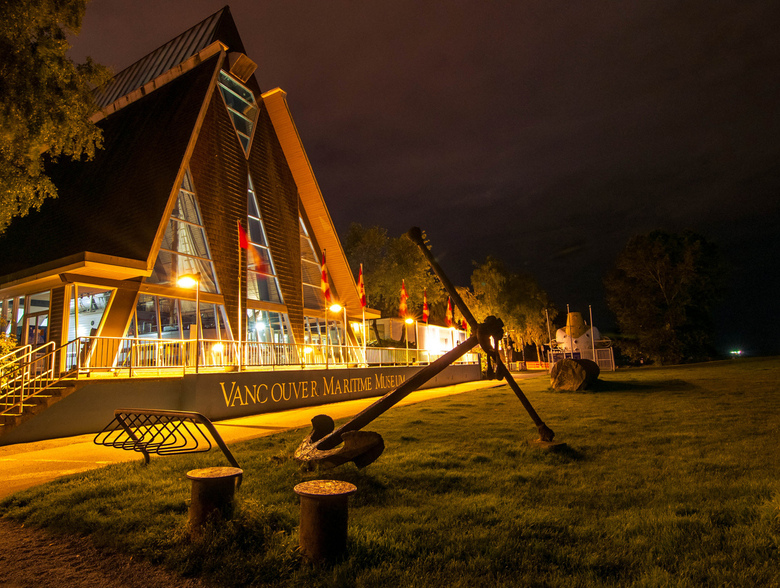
[2,357,779,587]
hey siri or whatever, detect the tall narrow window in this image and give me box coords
[148,170,219,293]
[300,217,326,309]
[246,176,283,303]
[217,70,258,156]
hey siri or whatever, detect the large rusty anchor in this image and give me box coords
[293,227,555,469]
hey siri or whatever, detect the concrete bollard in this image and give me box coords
[294,480,357,562]
[186,466,243,537]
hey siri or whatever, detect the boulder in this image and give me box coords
[550,358,600,391]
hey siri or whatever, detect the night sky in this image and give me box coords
[68,0,780,356]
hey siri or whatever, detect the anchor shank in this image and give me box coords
[317,334,480,450]
[407,227,478,330]
[408,226,554,443]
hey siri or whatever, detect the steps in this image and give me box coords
[0,382,78,438]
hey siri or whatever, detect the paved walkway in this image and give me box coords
[0,378,535,499]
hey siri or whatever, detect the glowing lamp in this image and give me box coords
[177,274,201,289]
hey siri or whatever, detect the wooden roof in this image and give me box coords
[0,56,219,283]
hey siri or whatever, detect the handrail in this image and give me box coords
[61,335,479,376]
[0,342,57,415]
[0,344,31,365]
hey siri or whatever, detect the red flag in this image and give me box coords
[422,288,429,323]
[320,251,332,305]
[399,279,409,317]
[238,221,269,274]
[445,297,453,327]
[461,317,468,331]
[358,264,366,308]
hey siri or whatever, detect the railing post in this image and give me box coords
[129,339,135,378]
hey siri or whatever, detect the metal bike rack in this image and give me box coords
[94,408,240,468]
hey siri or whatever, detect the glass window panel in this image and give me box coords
[158,297,180,339]
[135,294,158,338]
[248,217,266,246]
[247,248,272,273]
[228,112,253,136]
[180,299,197,338]
[2,299,12,335]
[69,288,112,340]
[247,271,282,303]
[171,188,201,224]
[219,72,256,107]
[300,235,317,263]
[149,169,220,294]
[218,72,258,157]
[247,191,259,218]
[303,284,325,309]
[247,309,291,344]
[149,249,218,293]
[162,220,210,258]
[29,291,50,310]
[181,170,193,192]
[304,316,326,344]
[301,259,321,286]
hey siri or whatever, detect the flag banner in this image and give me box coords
[238,220,269,274]
[446,296,453,327]
[320,251,332,304]
[461,317,468,331]
[399,279,409,317]
[422,288,429,323]
[358,264,367,308]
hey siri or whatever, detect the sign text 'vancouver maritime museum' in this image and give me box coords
[0,6,477,443]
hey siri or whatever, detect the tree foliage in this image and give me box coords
[604,230,727,364]
[461,256,556,348]
[342,223,445,319]
[0,0,110,233]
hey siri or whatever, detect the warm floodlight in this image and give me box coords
[404,317,414,325]
[177,274,201,289]
[329,303,343,313]
[212,342,224,354]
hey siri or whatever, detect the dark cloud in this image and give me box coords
[69,0,780,354]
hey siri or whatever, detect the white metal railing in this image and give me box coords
[60,336,478,377]
[547,343,615,372]
[0,342,56,414]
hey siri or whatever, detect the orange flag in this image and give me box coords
[399,280,409,317]
[358,264,366,308]
[320,251,331,305]
[238,221,268,273]
[445,297,453,327]
[422,288,429,323]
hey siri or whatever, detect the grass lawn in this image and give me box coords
[1,357,779,587]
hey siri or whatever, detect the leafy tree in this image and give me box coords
[343,223,445,319]
[462,256,556,359]
[0,0,110,233]
[604,230,727,364]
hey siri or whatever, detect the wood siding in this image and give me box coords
[189,88,247,339]
[248,101,304,344]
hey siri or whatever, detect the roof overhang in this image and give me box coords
[0,252,149,296]
[261,88,380,320]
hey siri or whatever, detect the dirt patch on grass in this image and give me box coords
[0,518,212,588]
